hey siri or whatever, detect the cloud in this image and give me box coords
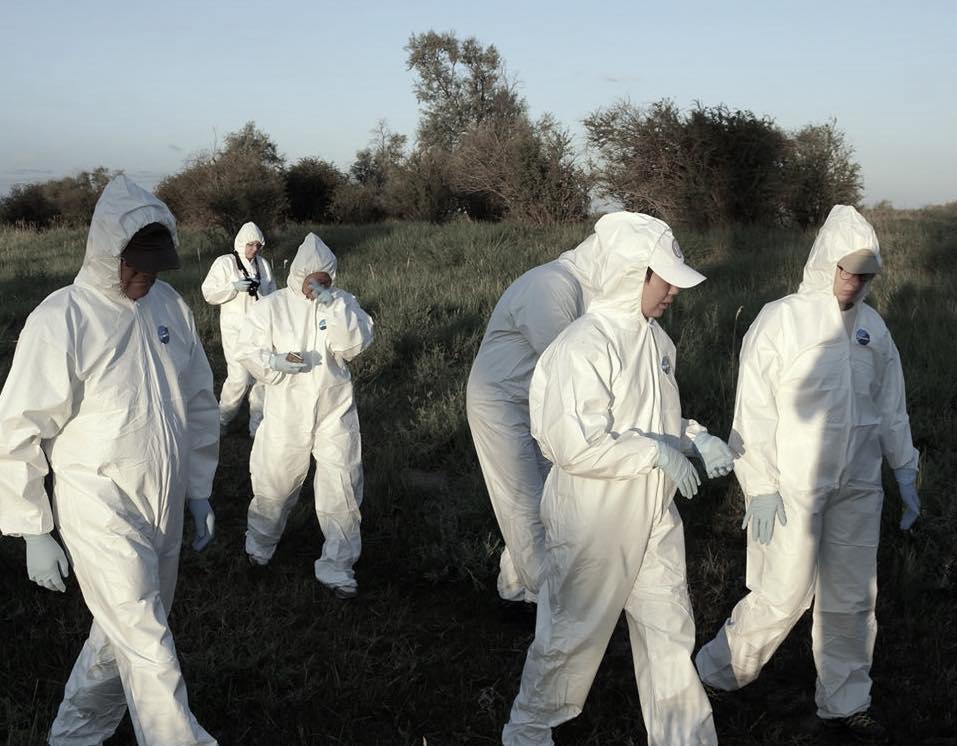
[602,74,642,84]
[168,144,183,153]
[10,168,54,176]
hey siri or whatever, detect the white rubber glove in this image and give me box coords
[691,432,735,478]
[233,279,253,292]
[655,442,701,499]
[742,493,787,544]
[894,467,920,531]
[268,352,307,374]
[308,279,333,305]
[24,533,70,592]
[187,499,215,552]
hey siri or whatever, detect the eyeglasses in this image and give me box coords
[837,266,874,281]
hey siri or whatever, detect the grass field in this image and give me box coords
[1,209,955,745]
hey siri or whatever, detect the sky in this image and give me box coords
[2,0,955,208]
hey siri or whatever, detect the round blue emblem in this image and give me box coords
[661,355,671,374]
[856,328,870,346]
[319,319,327,331]
[158,325,170,344]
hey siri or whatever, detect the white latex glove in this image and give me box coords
[894,467,920,531]
[656,442,701,499]
[692,432,735,478]
[268,352,307,374]
[233,279,253,292]
[187,499,215,552]
[24,533,70,592]
[742,493,787,545]
[308,279,333,305]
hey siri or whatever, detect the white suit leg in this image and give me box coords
[503,485,652,745]
[624,501,716,745]
[49,622,128,745]
[813,486,882,719]
[312,402,363,590]
[52,515,215,746]
[218,354,253,427]
[247,381,265,436]
[466,395,547,601]
[696,495,821,690]
[247,418,312,561]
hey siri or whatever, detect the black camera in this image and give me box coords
[246,279,261,297]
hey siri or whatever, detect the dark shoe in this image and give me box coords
[332,585,358,600]
[822,710,889,742]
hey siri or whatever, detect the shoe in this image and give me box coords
[822,710,889,742]
[247,553,269,567]
[332,585,358,600]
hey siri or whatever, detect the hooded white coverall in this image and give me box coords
[466,242,595,602]
[201,222,276,435]
[503,215,717,746]
[237,233,373,591]
[0,175,219,745]
[695,205,920,720]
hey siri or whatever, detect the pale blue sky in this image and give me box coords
[2,0,954,207]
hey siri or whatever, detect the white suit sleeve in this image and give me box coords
[235,300,284,385]
[201,256,239,305]
[877,338,920,471]
[532,340,660,481]
[326,294,374,362]
[728,309,782,497]
[259,258,277,297]
[180,317,220,501]
[0,312,76,535]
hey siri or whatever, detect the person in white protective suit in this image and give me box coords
[466,240,597,603]
[236,232,374,599]
[503,212,734,746]
[695,205,921,742]
[0,175,219,745]
[201,221,276,436]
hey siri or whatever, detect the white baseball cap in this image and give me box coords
[647,229,706,288]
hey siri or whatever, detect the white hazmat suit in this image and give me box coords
[201,222,276,436]
[466,243,595,602]
[696,205,921,721]
[0,175,219,745]
[237,233,373,593]
[503,213,719,746]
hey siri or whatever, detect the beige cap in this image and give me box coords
[838,249,881,275]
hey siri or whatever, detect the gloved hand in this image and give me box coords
[894,466,920,531]
[692,432,735,478]
[742,493,787,545]
[233,279,253,292]
[268,352,307,374]
[187,499,215,552]
[24,533,70,592]
[656,442,701,499]
[308,279,333,305]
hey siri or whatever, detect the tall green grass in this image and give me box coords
[0,211,954,745]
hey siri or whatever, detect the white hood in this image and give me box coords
[234,222,266,253]
[798,205,882,299]
[287,233,338,295]
[74,174,178,300]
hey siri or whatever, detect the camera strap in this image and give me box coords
[232,250,261,300]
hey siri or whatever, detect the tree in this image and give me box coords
[405,31,525,151]
[0,183,58,228]
[286,158,346,223]
[785,120,863,228]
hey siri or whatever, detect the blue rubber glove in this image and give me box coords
[308,279,333,305]
[894,467,920,531]
[187,499,215,552]
[656,442,701,499]
[691,432,735,478]
[742,493,787,544]
[233,279,253,292]
[24,533,70,592]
